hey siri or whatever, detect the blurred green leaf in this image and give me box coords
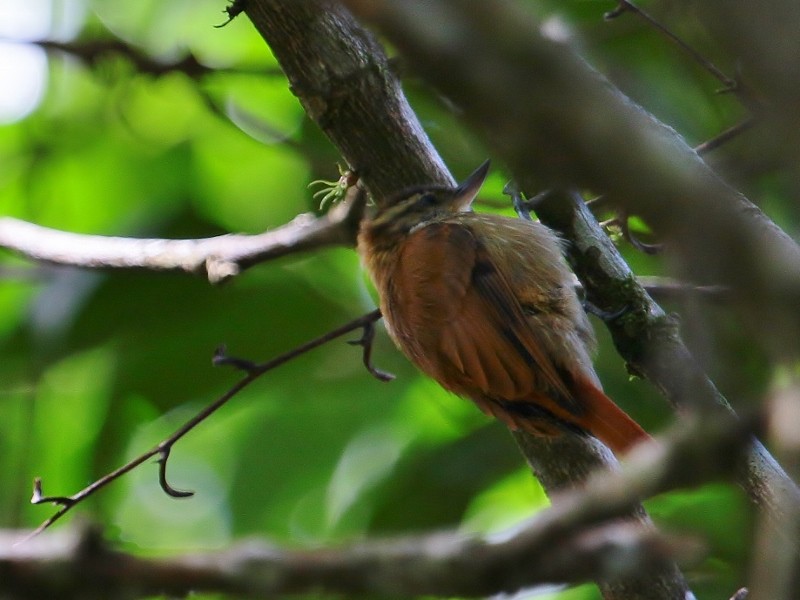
[0,2,788,599]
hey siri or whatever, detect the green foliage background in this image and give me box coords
[0,1,782,598]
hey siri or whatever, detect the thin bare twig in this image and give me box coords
[694,118,756,154]
[215,0,249,28]
[35,39,211,78]
[347,320,396,382]
[604,0,748,100]
[608,210,664,255]
[27,309,384,540]
[635,277,728,302]
[28,37,281,79]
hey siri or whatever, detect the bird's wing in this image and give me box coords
[395,221,574,406]
[393,220,650,453]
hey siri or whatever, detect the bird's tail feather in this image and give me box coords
[572,376,651,456]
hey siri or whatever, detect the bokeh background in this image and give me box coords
[2,1,787,597]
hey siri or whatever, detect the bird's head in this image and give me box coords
[366,160,490,240]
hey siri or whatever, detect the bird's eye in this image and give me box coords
[417,192,437,208]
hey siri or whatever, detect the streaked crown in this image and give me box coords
[365,160,490,241]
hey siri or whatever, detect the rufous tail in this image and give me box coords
[573,377,651,456]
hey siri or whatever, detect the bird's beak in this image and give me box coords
[452,160,490,211]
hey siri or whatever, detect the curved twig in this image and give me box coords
[212,345,259,373]
[28,309,384,538]
[347,320,396,382]
[617,210,664,255]
[157,448,195,499]
[215,0,249,28]
[30,478,74,508]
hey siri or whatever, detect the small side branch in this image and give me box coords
[29,36,281,78]
[27,309,384,538]
[215,0,248,28]
[0,192,365,283]
[604,0,752,103]
[35,39,212,79]
[694,118,756,155]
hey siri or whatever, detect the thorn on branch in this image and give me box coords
[213,345,259,373]
[348,321,395,382]
[157,448,195,499]
[30,477,75,507]
[215,0,247,28]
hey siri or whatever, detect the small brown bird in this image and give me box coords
[358,161,649,456]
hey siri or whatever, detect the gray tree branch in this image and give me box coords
[749,379,800,600]
[0,219,727,300]
[3,412,753,600]
[0,195,362,283]
[0,524,685,599]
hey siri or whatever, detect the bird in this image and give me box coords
[357,160,650,456]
